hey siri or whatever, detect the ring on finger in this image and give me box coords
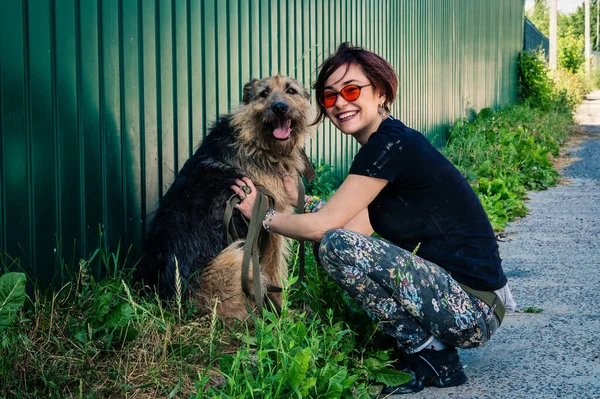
[239,194,247,200]
[240,185,252,194]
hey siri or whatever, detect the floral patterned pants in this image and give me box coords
[318,229,500,353]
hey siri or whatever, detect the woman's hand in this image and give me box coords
[279,164,300,207]
[231,177,257,219]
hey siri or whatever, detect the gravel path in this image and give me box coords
[395,91,600,399]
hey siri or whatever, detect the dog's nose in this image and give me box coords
[272,102,288,115]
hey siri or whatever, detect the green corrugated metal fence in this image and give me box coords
[0,0,525,282]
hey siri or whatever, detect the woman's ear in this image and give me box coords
[378,92,388,113]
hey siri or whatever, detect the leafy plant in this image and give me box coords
[518,51,554,110]
[305,162,343,199]
[558,26,585,73]
[521,306,544,313]
[0,272,27,331]
[195,300,367,398]
[444,102,572,231]
[194,299,410,398]
[72,269,139,348]
[361,350,412,388]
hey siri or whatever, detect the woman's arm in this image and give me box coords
[292,177,373,235]
[233,174,387,241]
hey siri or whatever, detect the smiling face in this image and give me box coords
[323,63,386,144]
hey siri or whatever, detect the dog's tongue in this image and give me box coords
[273,119,292,140]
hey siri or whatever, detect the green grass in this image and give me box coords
[0,239,411,398]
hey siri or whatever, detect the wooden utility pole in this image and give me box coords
[585,0,591,73]
[549,0,557,69]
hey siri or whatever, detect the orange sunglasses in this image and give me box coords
[319,83,372,108]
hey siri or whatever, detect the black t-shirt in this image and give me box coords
[349,116,507,291]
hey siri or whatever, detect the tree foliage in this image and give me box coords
[526,0,599,71]
[558,26,585,73]
[527,0,550,37]
[559,0,599,51]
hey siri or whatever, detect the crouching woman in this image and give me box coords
[231,42,516,394]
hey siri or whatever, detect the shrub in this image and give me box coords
[558,27,585,73]
[517,51,554,110]
[550,68,588,110]
[517,49,591,113]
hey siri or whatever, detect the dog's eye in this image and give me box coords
[286,87,298,95]
[259,89,271,98]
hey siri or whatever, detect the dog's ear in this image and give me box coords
[242,78,260,104]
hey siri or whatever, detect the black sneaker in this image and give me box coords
[380,347,467,395]
[409,347,468,388]
[380,370,425,394]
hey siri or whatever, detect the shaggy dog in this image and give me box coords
[137,75,314,319]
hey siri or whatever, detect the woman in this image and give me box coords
[231,43,516,394]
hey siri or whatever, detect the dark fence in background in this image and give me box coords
[0,0,525,283]
[524,17,549,58]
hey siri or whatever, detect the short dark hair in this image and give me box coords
[312,42,398,125]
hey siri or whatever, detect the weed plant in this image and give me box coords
[443,105,571,230]
[445,51,579,231]
[304,162,343,199]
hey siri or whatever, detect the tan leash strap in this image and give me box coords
[300,149,316,183]
[223,176,307,315]
[293,175,306,289]
[240,190,270,312]
[223,195,245,243]
[224,188,275,313]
